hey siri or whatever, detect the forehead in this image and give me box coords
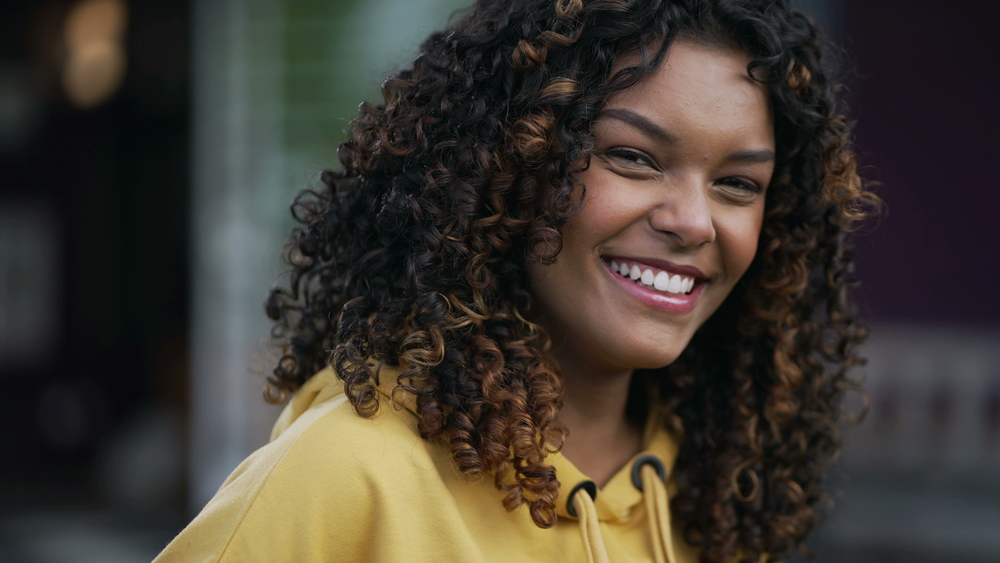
[609,38,761,105]
[602,38,773,146]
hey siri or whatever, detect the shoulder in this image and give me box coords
[245,375,444,505]
[156,376,446,563]
[263,366,439,484]
[273,385,439,486]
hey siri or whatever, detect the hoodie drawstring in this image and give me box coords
[632,454,676,563]
[640,462,676,563]
[568,481,610,563]
[568,455,674,563]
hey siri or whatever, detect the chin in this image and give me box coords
[609,340,688,371]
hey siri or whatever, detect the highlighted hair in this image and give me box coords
[265,0,879,560]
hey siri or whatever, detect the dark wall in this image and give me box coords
[0,0,190,498]
[847,0,1000,326]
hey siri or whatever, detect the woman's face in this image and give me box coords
[529,38,774,376]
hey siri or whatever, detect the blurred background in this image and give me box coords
[0,0,996,561]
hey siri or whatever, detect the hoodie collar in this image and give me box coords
[272,362,415,442]
[370,362,680,524]
[548,412,679,524]
[277,363,680,525]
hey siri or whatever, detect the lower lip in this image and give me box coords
[604,261,704,315]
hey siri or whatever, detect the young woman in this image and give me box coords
[156,0,877,561]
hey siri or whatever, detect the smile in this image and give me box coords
[601,256,706,315]
[606,258,697,295]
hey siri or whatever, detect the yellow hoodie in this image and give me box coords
[154,365,700,563]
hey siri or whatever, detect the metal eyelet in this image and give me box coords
[565,480,598,518]
[631,454,666,492]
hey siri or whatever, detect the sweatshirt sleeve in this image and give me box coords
[153,393,385,563]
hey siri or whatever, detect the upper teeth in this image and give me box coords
[610,260,695,295]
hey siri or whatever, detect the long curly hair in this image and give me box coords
[264,0,879,560]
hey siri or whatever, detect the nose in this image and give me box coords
[647,177,716,248]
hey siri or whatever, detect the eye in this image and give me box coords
[604,148,656,169]
[716,177,763,195]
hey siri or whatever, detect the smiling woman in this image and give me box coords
[531,40,776,488]
[156,1,878,562]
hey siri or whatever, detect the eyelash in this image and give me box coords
[716,177,763,194]
[605,148,655,168]
[604,148,763,194]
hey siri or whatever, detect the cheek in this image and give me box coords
[732,235,759,276]
[719,207,765,276]
[569,170,647,237]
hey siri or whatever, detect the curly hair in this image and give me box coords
[263,0,879,561]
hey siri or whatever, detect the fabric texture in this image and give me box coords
[153,364,700,563]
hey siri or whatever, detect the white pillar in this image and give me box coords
[188,0,286,511]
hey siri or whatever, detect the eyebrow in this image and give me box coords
[597,107,776,164]
[726,149,775,164]
[599,108,679,145]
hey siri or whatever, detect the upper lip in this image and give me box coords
[604,255,709,281]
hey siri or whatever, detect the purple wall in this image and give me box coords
[846,0,1000,325]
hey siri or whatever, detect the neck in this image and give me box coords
[555,352,643,488]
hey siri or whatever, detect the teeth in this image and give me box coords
[609,259,696,296]
[665,274,681,294]
[653,271,669,291]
